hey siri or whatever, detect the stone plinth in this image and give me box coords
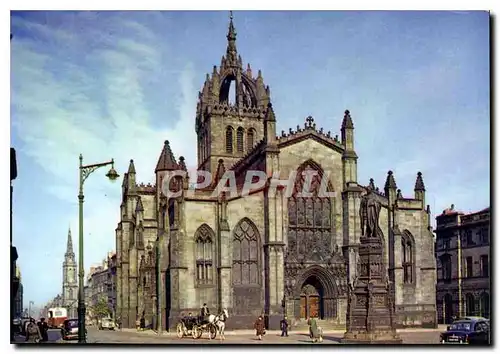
[342,235,402,344]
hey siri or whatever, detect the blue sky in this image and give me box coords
[10,10,490,307]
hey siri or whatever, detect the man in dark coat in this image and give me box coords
[200,303,210,322]
[280,316,289,337]
[37,318,49,342]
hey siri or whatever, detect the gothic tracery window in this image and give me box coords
[287,162,332,261]
[247,128,255,151]
[402,231,415,284]
[226,126,234,153]
[237,127,244,152]
[195,224,214,285]
[232,218,259,285]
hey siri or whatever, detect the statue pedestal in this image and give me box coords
[342,233,402,345]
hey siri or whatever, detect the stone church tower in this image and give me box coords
[62,228,78,318]
[116,13,437,331]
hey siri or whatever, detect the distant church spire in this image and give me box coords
[65,227,74,256]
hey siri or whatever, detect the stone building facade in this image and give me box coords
[62,228,78,318]
[116,15,436,330]
[14,266,23,317]
[435,205,490,324]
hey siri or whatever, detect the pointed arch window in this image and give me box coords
[287,162,332,262]
[195,224,214,285]
[247,128,255,151]
[233,218,259,285]
[402,231,415,284]
[204,128,209,161]
[225,126,234,153]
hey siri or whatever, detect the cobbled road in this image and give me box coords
[33,327,443,345]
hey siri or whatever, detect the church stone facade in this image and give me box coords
[116,15,436,330]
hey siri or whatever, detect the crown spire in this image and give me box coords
[226,11,238,65]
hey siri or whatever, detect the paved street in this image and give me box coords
[47,327,442,344]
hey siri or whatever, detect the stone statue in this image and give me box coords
[360,190,383,239]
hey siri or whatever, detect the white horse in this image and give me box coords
[208,308,229,340]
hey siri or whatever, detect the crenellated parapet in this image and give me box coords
[277,116,344,152]
[136,183,156,195]
[206,102,267,118]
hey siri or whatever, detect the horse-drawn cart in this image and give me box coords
[176,316,217,340]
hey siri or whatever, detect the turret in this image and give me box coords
[384,170,398,205]
[127,159,137,194]
[264,103,277,144]
[341,110,358,188]
[414,171,426,205]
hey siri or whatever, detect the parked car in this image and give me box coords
[61,319,87,341]
[99,317,115,331]
[440,319,490,345]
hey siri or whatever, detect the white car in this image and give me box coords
[98,318,115,330]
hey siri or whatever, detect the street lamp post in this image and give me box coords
[77,154,119,343]
[28,301,34,318]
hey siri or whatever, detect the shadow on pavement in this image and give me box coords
[297,333,342,343]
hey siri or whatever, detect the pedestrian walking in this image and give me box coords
[254,315,265,340]
[307,316,323,343]
[25,319,41,343]
[140,313,146,331]
[37,318,49,342]
[280,316,289,337]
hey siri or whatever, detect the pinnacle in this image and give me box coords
[128,159,136,174]
[368,178,375,190]
[155,140,178,172]
[341,109,354,129]
[384,170,397,190]
[414,171,426,191]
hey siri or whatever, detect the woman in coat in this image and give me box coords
[307,316,323,343]
[254,315,265,340]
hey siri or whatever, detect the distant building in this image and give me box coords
[86,253,115,320]
[107,252,117,318]
[14,266,23,317]
[435,205,490,323]
[62,228,78,318]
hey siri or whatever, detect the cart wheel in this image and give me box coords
[192,325,199,339]
[196,326,203,339]
[209,324,217,339]
[176,323,184,338]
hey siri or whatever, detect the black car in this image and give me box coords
[440,319,490,345]
[61,319,87,341]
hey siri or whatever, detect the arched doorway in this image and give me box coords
[300,276,324,319]
[465,293,475,316]
[444,294,453,324]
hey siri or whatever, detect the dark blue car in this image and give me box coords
[440,319,490,345]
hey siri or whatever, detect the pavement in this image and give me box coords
[11,326,445,344]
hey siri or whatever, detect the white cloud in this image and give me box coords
[11,15,198,270]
